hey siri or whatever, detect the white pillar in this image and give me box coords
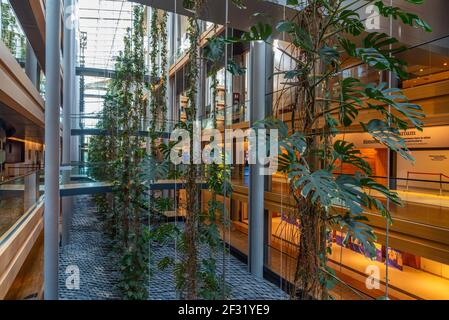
[61,0,74,247]
[0,2,3,40]
[248,40,272,278]
[146,6,153,154]
[71,0,79,164]
[44,0,61,300]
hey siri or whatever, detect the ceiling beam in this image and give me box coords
[130,0,297,35]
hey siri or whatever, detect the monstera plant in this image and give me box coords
[231,0,430,299]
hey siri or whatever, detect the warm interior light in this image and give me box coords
[7,137,29,144]
[444,62,448,66]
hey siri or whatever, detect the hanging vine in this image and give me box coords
[88,88,118,230]
[159,11,169,131]
[149,8,160,142]
[142,1,234,300]
[90,5,150,300]
[178,0,203,299]
[115,5,149,300]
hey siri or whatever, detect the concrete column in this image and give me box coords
[168,12,174,67]
[168,78,174,126]
[168,12,176,125]
[24,171,37,212]
[71,9,80,164]
[0,3,2,40]
[44,0,61,300]
[61,0,74,247]
[25,42,38,87]
[146,6,153,154]
[248,40,273,278]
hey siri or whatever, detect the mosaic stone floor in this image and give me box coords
[59,195,288,300]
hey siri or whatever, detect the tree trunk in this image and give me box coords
[294,200,323,300]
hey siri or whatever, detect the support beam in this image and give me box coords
[71,24,80,164]
[44,0,61,300]
[248,40,273,278]
[131,0,295,36]
[62,0,74,247]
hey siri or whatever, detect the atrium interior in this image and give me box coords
[1,0,449,301]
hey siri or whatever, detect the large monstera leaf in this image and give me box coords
[361,119,414,162]
[332,140,372,175]
[289,165,339,208]
[335,174,366,215]
[337,10,365,36]
[340,38,408,78]
[254,118,307,173]
[339,77,365,127]
[333,211,378,259]
[374,1,431,32]
[363,83,424,130]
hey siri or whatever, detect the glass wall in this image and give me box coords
[261,33,449,300]
[0,170,42,242]
[0,0,26,65]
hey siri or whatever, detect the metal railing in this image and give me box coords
[406,171,449,195]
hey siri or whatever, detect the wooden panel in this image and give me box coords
[169,25,225,78]
[0,202,44,299]
[230,185,449,266]
[0,42,45,126]
[4,232,44,300]
[375,228,449,266]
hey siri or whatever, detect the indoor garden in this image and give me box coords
[3,0,446,308]
[81,0,432,301]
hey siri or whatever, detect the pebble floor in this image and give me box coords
[59,195,288,300]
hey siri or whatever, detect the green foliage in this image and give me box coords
[241,0,430,299]
[1,1,25,60]
[143,17,234,299]
[374,1,431,32]
[241,22,273,42]
[149,9,169,137]
[89,5,149,300]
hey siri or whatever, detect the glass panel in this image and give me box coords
[0,170,41,242]
[1,0,27,65]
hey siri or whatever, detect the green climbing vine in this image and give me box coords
[149,9,169,139]
[142,2,235,300]
[89,5,149,300]
[114,5,149,300]
[1,0,26,61]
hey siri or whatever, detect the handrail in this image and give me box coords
[407,171,449,179]
[0,169,41,186]
[333,172,449,185]
[406,171,449,195]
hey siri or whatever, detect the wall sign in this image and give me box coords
[337,126,449,149]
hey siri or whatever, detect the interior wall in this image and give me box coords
[397,149,449,190]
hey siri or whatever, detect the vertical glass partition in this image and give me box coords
[0,170,42,243]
